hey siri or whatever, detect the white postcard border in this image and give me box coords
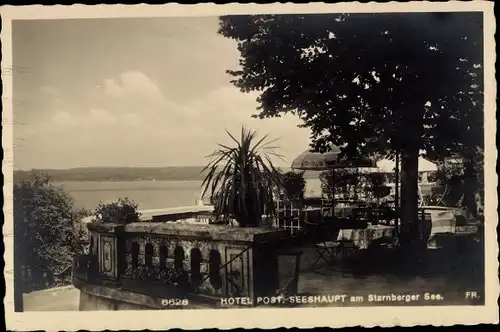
[2,2,498,330]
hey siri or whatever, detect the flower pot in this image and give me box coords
[235,215,261,227]
[233,208,262,227]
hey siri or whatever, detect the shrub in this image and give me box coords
[280,171,306,203]
[319,169,361,199]
[125,265,190,288]
[93,197,141,224]
[13,171,89,292]
[363,172,388,199]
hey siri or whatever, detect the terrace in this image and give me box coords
[71,205,484,310]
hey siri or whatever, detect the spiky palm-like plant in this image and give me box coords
[201,127,284,227]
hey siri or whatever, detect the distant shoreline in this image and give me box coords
[50,179,205,182]
[13,166,319,182]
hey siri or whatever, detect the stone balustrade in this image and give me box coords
[74,208,294,310]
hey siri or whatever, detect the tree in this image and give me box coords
[319,169,360,200]
[279,170,306,204]
[13,171,89,309]
[219,13,483,251]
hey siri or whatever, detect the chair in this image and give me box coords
[321,199,334,218]
[337,239,358,276]
[333,212,370,273]
[306,219,363,277]
[368,207,396,225]
[303,219,340,274]
[352,207,370,220]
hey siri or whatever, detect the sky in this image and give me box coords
[12,17,311,170]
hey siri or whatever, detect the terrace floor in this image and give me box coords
[23,286,80,311]
[280,237,484,306]
[285,244,484,307]
[22,239,483,311]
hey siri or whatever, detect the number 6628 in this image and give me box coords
[161,298,189,306]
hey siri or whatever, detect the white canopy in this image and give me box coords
[361,157,438,173]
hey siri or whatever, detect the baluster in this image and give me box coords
[190,248,202,286]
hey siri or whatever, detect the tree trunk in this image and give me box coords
[394,152,400,228]
[399,147,422,253]
[13,224,24,312]
[462,158,478,218]
[14,263,24,312]
[14,283,24,312]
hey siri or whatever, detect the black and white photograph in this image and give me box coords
[2,2,497,330]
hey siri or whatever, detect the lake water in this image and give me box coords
[57,179,323,211]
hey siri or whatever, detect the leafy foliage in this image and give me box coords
[219,13,483,247]
[219,13,483,159]
[319,170,388,201]
[319,169,360,199]
[125,265,190,289]
[13,171,89,291]
[93,197,141,224]
[278,170,306,203]
[364,173,390,199]
[201,126,284,227]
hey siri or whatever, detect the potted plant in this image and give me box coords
[92,197,141,224]
[201,126,284,227]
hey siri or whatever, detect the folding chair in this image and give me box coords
[333,211,372,275]
[321,199,334,217]
[303,219,340,274]
[337,239,358,276]
[369,207,393,225]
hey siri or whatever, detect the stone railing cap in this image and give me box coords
[120,222,289,243]
[87,222,126,233]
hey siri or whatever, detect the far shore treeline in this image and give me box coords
[13,166,320,182]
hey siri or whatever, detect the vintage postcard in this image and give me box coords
[2,2,498,330]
